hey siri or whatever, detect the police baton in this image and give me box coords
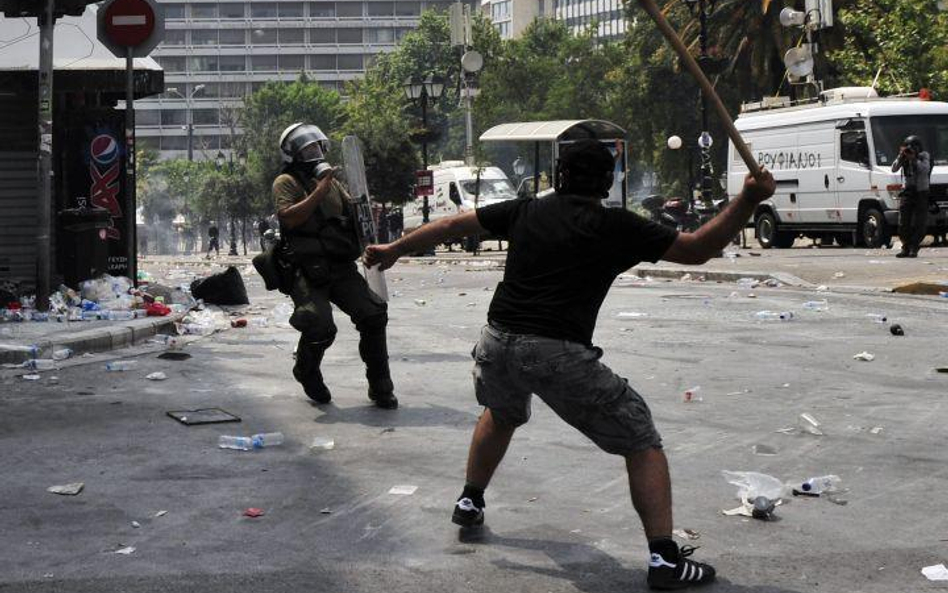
[635,0,763,181]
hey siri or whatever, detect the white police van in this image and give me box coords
[728,87,948,248]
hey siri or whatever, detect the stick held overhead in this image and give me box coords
[635,0,763,180]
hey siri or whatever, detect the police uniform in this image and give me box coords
[273,169,395,406]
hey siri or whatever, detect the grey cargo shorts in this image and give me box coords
[472,324,662,455]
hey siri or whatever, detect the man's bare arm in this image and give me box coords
[364,211,486,271]
[663,170,775,265]
[278,172,335,230]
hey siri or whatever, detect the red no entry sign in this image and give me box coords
[98,0,164,57]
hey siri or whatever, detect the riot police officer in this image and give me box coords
[893,135,932,258]
[273,123,397,409]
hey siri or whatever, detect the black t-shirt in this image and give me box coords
[477,194,678,345]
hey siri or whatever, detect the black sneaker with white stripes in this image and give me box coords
[451,497,484,527]
[647,545,716,590]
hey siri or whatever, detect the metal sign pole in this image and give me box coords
[125,47,137,285]
[36,0,55,311]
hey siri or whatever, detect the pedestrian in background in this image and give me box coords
[206,223,220,259]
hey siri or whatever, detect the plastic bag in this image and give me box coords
[721,470,789,503]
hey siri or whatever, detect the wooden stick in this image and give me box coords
[636,0,763,180]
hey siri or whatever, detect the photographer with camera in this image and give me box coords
[892,135,932,258]
[272,123,397,409]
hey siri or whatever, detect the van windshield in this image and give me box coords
[871,115,948,167]
[460,179,517,201]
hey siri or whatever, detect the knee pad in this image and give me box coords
[356,312,388,335]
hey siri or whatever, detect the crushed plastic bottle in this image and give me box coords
[103,310,135,321]
[52,348,73,361]
[682,386,702,403]
[794,475,842,496]
[866,313,887,324]
[755,310,794,321]
[802,300,828,311]
[105,360,137,372]
[26,359,57,371]
[798,412,824,435]
[219,432,284,451]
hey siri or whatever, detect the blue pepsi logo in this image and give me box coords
[91,134,119,165]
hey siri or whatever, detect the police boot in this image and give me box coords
[293,338,332,404]
[359,327,397,410]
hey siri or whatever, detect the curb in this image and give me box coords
[0,314,186,365]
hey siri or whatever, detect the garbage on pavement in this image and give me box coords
[218,432,284,451]
[105,360,137,372]
[922,563,948,581]
[672,528,700,541]
[178,307,230,336]
[47,482,84,496]
[310,437,335,451]
[243,508,265,518]
[167,408,241,426]
[853,351,875,362]
[113,546,136,555]
[890,324,905,336]
[388,485,418,495]
[721,471,789,520]
[792,475,842,497]
[682,386,702,403]
[755,310,794,321]
[189,266,249,306]
[146,372,167,381]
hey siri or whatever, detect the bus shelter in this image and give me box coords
[479,119,628,209]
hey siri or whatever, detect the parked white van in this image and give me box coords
[403,162,518,247]
[728,88,948,248]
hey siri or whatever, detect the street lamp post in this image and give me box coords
[216,150,240,256]
[685,0,716,210]
[166,84,205,161]
[403,74,445,225]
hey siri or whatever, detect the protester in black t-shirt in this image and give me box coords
[365,140,775,590]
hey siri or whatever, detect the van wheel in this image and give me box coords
[756,212,795,249]
[860,207,890,248]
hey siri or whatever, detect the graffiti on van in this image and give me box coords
[757,151,823,171]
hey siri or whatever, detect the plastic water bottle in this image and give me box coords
[31,312,49,322]
[866,313,887,323]
[105,360,137,372]
[52,348,73,361]
[802,300,828,311]
[218,435,254,451]
[81,310,100,321]
[26,359,57,371]
[218,432,284,451]
[104,310,135,321]
[755,310,794,321]
[796,475,841,495]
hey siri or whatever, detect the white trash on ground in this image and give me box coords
[388,485,418,495]
[853,351,875,362]
[922,564,948,581]
[47,482,84,495]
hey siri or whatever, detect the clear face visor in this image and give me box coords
[297,142,326,163]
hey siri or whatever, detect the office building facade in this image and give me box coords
[140,0,456,160]
[481,0,623,41]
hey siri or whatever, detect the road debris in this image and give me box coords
[310,437,335,451]
[113,546,136,555]
[682,386,702,403]
[753,444,777,456]
[243,508,265,518]
[47,482,84,496]
[146,372,167,381]
[388,485,418,496]
[853,351,875,362]
[889,324,904,336]
[131,521,141,528]
[672,528,700,540]
[922,564,948,581]
[155,510,168,517]
[617,311,648,319]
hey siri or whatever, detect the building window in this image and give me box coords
[338,54,363,70]
[191,5,219,19]
[251,55,279,72]
[310,28,336,43]
[279,2,306,18]
[367,1,394,16]
[365,28,395,43]
[160,110,187,127]
[395,27,413,40]
[337,28,363,43]
[160,136,189,151]
[164,5,185,19]
[191,30,219,46]
[193,109,220,126]
[496,21,511,38]
[319,81,339,91]
[312,55,337,70]
[220,3,246,18]
[157,56,187,72]
[251,3,279,18]
[279,29,305,44]
[280,55,306,71]
[220,56,246,72]
[136,110,160,126]
[189,56,219,72]
[220,29,246,45]
[251,28,278,44]
[162,30,186,46]
[310,2,336,17]
[337,2,363,17]
[395,1,421,16]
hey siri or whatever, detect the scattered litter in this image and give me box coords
[528,497,538,502]
[617,311,648,319]
[47,482,84,496]
[802,300,828,311]
[755,310,793,321]
[721,471,788,520]
[190,266,249,306]
[388,485,418,496]
[937,367,948,374]
[922,563,948,582]
[682,386,702,403]
[146,372,167,381]
[22,374,41,381]
[243,508,265,518]
[889,324,904,336]
[815,285,828,292]
[220,433,284,450]
[853,351,875,362]
[781,383,791,388]
[866,313,887,323]
[414,299,427,306]
[737,278,759,289]
[792,475,842,496]
[105,360,137,372]
[131,521,141,528]
[466,302,477,307]
[680,273,692,282]
[870,426,884,435]
[158,352,191,361]
[310,437,335,451]
[833,271,846,279]
[762,278,782,288]
[155,510,168,517]
[753,444,777,456]
[113,546,136,555]
[798,412,824,436]
[166,408,240,426]
[231,318,248,328]
[726,389,750,396]
[320,508,332,515]
[672,528,700,541]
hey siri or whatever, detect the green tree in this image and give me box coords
[826,0,948,98]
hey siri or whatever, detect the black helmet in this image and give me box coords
[556,139,615,197]
[903,135,923,152]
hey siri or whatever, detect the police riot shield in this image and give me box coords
[341,135,388,301]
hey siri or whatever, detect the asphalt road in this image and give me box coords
[2,261,947,593]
